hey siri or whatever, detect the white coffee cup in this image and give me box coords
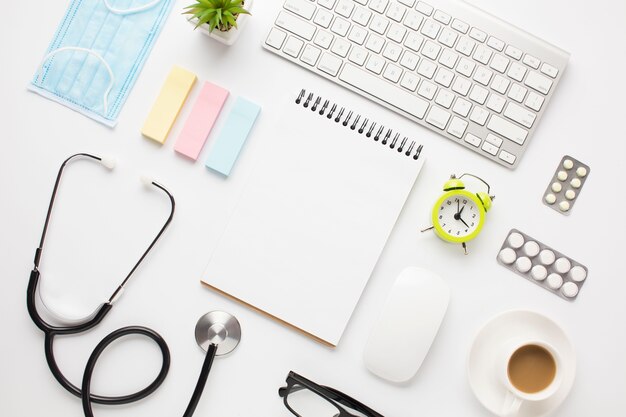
[499,339,563,416]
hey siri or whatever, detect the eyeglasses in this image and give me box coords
[278,371,384,417]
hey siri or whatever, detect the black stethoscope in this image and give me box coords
[27,153,242,417]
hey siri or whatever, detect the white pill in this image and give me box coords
[565,190,576,200]
[531,265,548,281]
[545,193,556,204]
[555,257,571,273]
[576,167,587,177]
[515,257,532,273]
[570,178,582,189]
[563,159,574,170]
[499,248,517,264]
[508,232,525,249]
[524,241,540,257]
[557,170,568,181]
[539,249,555,265]
[547,273,564,289]
[559,201,570,212]
[551,182,562,193]
[561,282,579,298]
[570,266,587,282]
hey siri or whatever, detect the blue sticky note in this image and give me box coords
[205,97,260,176]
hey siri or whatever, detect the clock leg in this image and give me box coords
[421,226,434,232]
[462,242,468,255]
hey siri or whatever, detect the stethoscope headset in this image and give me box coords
[27,153,242,417]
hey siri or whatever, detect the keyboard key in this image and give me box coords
[335,0,355,18]
[417,59,437,78]
[541,63,559,78]
[403,10,423,30]
[489,54,510,73]
[503,102,536,128]
[469,27,487,42]
[318,52,343,75]
[451,18,469,33]
[505,45,522,60]
[300,44,321,65]
[400,72,420,91]
[465,133,481,147]
[348,25,368,44]
[400,51,420,70]
[398,0,415,6]
[387,23,407,42]
[369,0,389,13]
[276,11,316,40]
[469,85,488,104]
[417,80,437,99]
[487,115,528,145]
[415,1,433,16]
[365,34,385,53]
[439,27,458,48]
[525,91,545,111]
[486,36,504,51]
[447,116,468,138]
[485,133,503,147]
[473,67,493,86]
[422,40,441,60]
[348,46,368,65]
[507,62,527,82]
[314,30,334,49]
[434,67,454,87]
[382,42,402,61]
[486,94,505,113]
[339,63,429,119]
[455,36,476,56]
[473,45,492,65]
[318,0,337,9]
[331,38,351,57]
[352,7,372,26]
[524,71,553,95]
[365,55,385,74]
[452,76,471,96]
[284,36,304,57]
[421,19,441,39]
[426,105,451,129]
[439,49,459,68]
[404,32,424,51]
[452,97,471,117]
[386,3,406,22]
[331,17,350,36]
[435,89,455,108]
[433,10,451,25]
[491,74,510,94]
[522,54,540,69]
[482,141,499,155]
[469,106,489,125]
[314,8,334,28]
[508,83,527,102]
[265,28,287,49]
[383,63,403,83]
[499,150,516,165]
[370,15,389,34]
[456,57,475,77]
[285,0,317,20]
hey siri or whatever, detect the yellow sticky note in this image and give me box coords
[142,66,197,144]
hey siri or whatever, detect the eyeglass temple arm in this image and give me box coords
[278,383,384,417]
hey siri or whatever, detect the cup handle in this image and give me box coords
[502,391,523,416]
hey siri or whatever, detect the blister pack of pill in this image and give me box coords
[497,229,588,301]
[543,155,590,215]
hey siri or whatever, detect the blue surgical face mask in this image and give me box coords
[29,0,174,127]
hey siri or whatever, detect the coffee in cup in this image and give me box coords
[507,344,557,394]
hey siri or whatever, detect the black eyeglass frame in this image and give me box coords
[278,371,384,417]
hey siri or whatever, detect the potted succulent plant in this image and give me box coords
[184,0,252,46]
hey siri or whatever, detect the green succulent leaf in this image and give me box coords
[184,0,251,32]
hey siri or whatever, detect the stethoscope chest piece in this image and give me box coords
[195,311,241,356]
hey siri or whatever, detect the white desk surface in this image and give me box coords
[2,1,625,416]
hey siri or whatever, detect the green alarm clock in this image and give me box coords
[422,173,495,254]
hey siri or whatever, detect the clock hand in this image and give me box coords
[457,201,460,214]
[459,205,465,216]
[460,217,470,228]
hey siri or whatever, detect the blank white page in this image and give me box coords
[202,90,425,347]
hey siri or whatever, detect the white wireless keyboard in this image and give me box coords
[263,0,570,168]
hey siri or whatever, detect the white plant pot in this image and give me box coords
[188,0,253,46]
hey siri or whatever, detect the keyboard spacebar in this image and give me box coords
[339,64,429,119]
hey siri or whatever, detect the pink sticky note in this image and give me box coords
[174,81,229,160]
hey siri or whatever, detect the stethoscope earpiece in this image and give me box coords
[195,311,241,356]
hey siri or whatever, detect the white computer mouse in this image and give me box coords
[363,267,450,383]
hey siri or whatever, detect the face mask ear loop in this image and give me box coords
[36,47,115,115]
[102,0,164,15]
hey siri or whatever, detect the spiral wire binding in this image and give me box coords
[296,89,423,160]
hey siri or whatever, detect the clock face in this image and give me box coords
[435,193,481,239]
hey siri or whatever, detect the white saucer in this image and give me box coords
[467,310,576,417]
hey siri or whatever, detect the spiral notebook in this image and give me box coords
[202,88,425,347]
